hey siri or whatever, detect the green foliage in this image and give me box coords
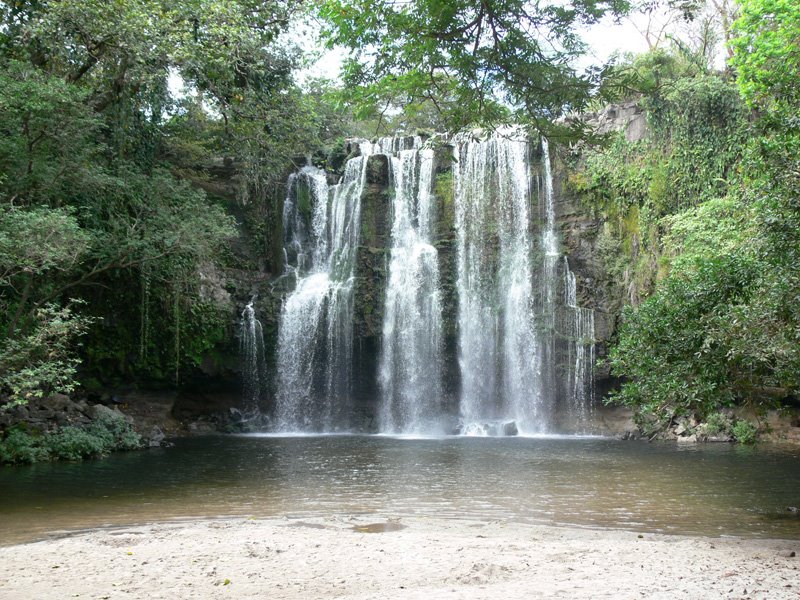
[0,411,142,464]
[0,428,49,464]
[48,412,142,461]
[47,426,109,461]
[646,75,747,211]
[662,197,752,268]
[318,0,630,137]
[0,1,334,391]
[731,419,758,445]
[581,70,746,219]
[0,303,93,405]
[608,254,756,424]
[731,0,800,121]
[703,411,731,435]
[728,0,800,400]
[0,206,90,286]
[600,48,705,104]
[602,14,800,429]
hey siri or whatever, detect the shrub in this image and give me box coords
[607,254,756,426]
[0,409,142,465]
[732,419,758,445]
[88,411,142,451]
[703,412,731,435]
[0,428,49,464]
[47,426,109,461]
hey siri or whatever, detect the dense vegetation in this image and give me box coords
[0,0,798,451]
[0,409,141,464]
[0,0,334,405]
[573,0,800,436]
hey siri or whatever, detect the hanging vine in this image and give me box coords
[139,264,151,362]
[173,282,181,386]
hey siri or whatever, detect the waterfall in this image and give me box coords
[282,166,330,279]
[453,130,546,434]
[240,300,267,414]
[272,132,595,435]
[563,257,596,429]
[378,140,444,434]
[452,132,595,434]
[275,149,372,432]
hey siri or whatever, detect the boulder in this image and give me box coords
[38,394,74,413]
[148,426,166,447]
[228,407,244,423]
[89,403,122,422]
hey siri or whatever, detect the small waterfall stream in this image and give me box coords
[563,258,596,428]
[239,300,267,414]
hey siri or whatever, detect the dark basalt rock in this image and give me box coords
[365,154,390,185]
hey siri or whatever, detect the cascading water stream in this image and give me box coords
[540,138,595,431]
[378,139,444,434]
[239,299,267,414]
[453,131,546,434]
[563,257,596,428]
[275,148,373,432]
[452,132,596,434]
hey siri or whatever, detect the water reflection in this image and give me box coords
[1,435,799,544]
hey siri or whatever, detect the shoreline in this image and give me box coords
[1,516,798,599]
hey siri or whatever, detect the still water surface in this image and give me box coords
[1,435,799,544]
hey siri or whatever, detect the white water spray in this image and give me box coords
[240,299,267,414]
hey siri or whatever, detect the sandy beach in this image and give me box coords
[1,516,798,599]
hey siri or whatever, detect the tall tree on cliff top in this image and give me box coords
[318,0,630,136]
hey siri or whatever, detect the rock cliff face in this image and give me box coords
[551,150,617,387]
[351,153,392,412]
[552,103,650,392]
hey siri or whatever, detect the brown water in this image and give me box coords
[1,434,799,545]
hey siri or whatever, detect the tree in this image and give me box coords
[0,1,326,396]
[728,0,800,399]
[731,0,800,119]
[0,303,93,405]
[318,0,630,137]
[602,3,800,428]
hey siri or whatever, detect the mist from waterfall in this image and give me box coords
[378,138,444,434]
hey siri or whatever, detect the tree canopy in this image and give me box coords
[318,0,630,135]
[0,0,322,400]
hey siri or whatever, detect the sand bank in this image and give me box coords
[1,516,798,599]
